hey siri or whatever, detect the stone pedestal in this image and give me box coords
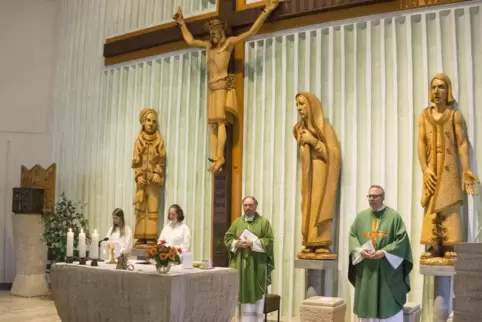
[420,264,455,322]
[403,302,421,322]
[11,213,49,297]
[453,243,482,321]
[295,259,338,298]
[299,296,345,322]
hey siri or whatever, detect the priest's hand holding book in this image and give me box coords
[236,237,253,249]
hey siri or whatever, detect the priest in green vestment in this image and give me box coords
[224,196,275,322]
[348,185,413,322]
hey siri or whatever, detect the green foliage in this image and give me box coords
[41,193,91,263]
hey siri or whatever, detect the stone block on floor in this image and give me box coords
[300,296,345,322]
[403,302,421,322]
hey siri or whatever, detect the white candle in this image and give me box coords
[90,229,99,259]
[66,228,74,257]
[79,228,86,258]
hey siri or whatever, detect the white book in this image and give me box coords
[361,240,376,254]
[239,229,258,241]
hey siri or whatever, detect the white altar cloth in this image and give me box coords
[51,261,239,322]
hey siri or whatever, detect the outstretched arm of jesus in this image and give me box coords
[173,7,210,48]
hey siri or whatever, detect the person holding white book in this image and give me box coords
[348,185,413,322]
[224,196,274,322]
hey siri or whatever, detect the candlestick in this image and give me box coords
[66,228,73,263]
[90,229,99,259]
[79,228,86,257]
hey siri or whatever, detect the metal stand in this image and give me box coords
[79,258,86,265]
[66,256,73,264]
[420,265,455,322]
[294,259,338,298]
[90,258,98,267]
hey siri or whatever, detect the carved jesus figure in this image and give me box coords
[173,0,280,172]
[418,73,479,265]
[132,108,166,248]
[293,92,341,260]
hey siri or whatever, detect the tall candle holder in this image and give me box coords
[66,256,73,264]
[90,258,98,267]
[79,257,86,265]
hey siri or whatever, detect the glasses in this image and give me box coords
[366,194,382,199]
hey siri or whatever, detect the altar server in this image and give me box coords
[349,185,413,322]
[158,204,191,252]
[224,196,275,322]
[106,208,133,254]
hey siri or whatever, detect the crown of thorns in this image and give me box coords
[205,19,227,32]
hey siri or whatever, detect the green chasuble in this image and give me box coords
[224,213,275,304]
[348,207,413,319]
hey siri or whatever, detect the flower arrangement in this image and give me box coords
[145,240,182,273]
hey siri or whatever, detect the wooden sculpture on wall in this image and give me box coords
[132,108,166,248]
[418,73,479,266]
[173,0,280,172]
[20,163,56,212]
[293,92,341,260]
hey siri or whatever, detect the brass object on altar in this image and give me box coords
[418,73,480,266]
[116,254,134,271]
[173,0,279,172]
[132,108,166,248]
[107,244,116,264]
[293,92,341,261]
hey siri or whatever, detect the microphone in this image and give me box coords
[99,237,109,248]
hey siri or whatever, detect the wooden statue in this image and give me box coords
[293,92,341,260]
[20,163,56,212]
[418,73,479,265]
[173,0,280,172]
[132,108,166,248]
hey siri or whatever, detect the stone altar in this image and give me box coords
[295,259,338,298]
[51,261,239,322]
[403,302,421,322]
[420,264,454,322]
[453,243,482,321]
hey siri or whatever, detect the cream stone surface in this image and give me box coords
[300,296,346,322]
[11,214,49,297]
[403,302,421,322]
[51,262,239,322]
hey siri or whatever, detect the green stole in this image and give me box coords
[224,213,275,304]
[348,207,413,319]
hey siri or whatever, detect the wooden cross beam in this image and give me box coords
[103,0,392,61]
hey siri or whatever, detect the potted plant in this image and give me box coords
[145,240,182,274]
[41,193,91,263]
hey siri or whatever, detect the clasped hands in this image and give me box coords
[136,173,163,187]
[360,249,385,260]
[236,236,253,249]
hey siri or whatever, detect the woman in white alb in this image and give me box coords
[105,208,133,255]
[158,204,191,252]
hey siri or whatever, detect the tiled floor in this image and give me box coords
[0,291,60,322]
[0,291,297,322]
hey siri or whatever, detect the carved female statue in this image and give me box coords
[293,92,341,260]
[132,108,166,248]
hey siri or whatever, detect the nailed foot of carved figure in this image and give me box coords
[207,158,215,172]
[297,247,337,260]
[211,157,225,172]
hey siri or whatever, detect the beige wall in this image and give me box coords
[0,0,59,283]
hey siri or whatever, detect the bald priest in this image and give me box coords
[348,185,413,322]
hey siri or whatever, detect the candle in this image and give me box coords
[79,228,86,258]
[90,229,99,259]
[66,228,74,258]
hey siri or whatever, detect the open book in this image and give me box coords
[239,229,258,241]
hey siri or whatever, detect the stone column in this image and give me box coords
[10,188,49,297]
[420,264,455,322]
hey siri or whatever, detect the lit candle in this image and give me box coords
[79,228,86,258]
[66,228,74,258]
[90,229,99,259]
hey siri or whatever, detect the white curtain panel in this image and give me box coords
[242,2,482,320]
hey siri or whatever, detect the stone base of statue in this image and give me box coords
[295,259,338,298]
[420,254,455,266]
[403,302,421,322]
[297,247,337,260]
[420,264,454,322]
[11,213,49,297]
[299,296,345,322]
[453,243,482,321]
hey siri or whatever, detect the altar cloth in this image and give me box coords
[51,261,239,322]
